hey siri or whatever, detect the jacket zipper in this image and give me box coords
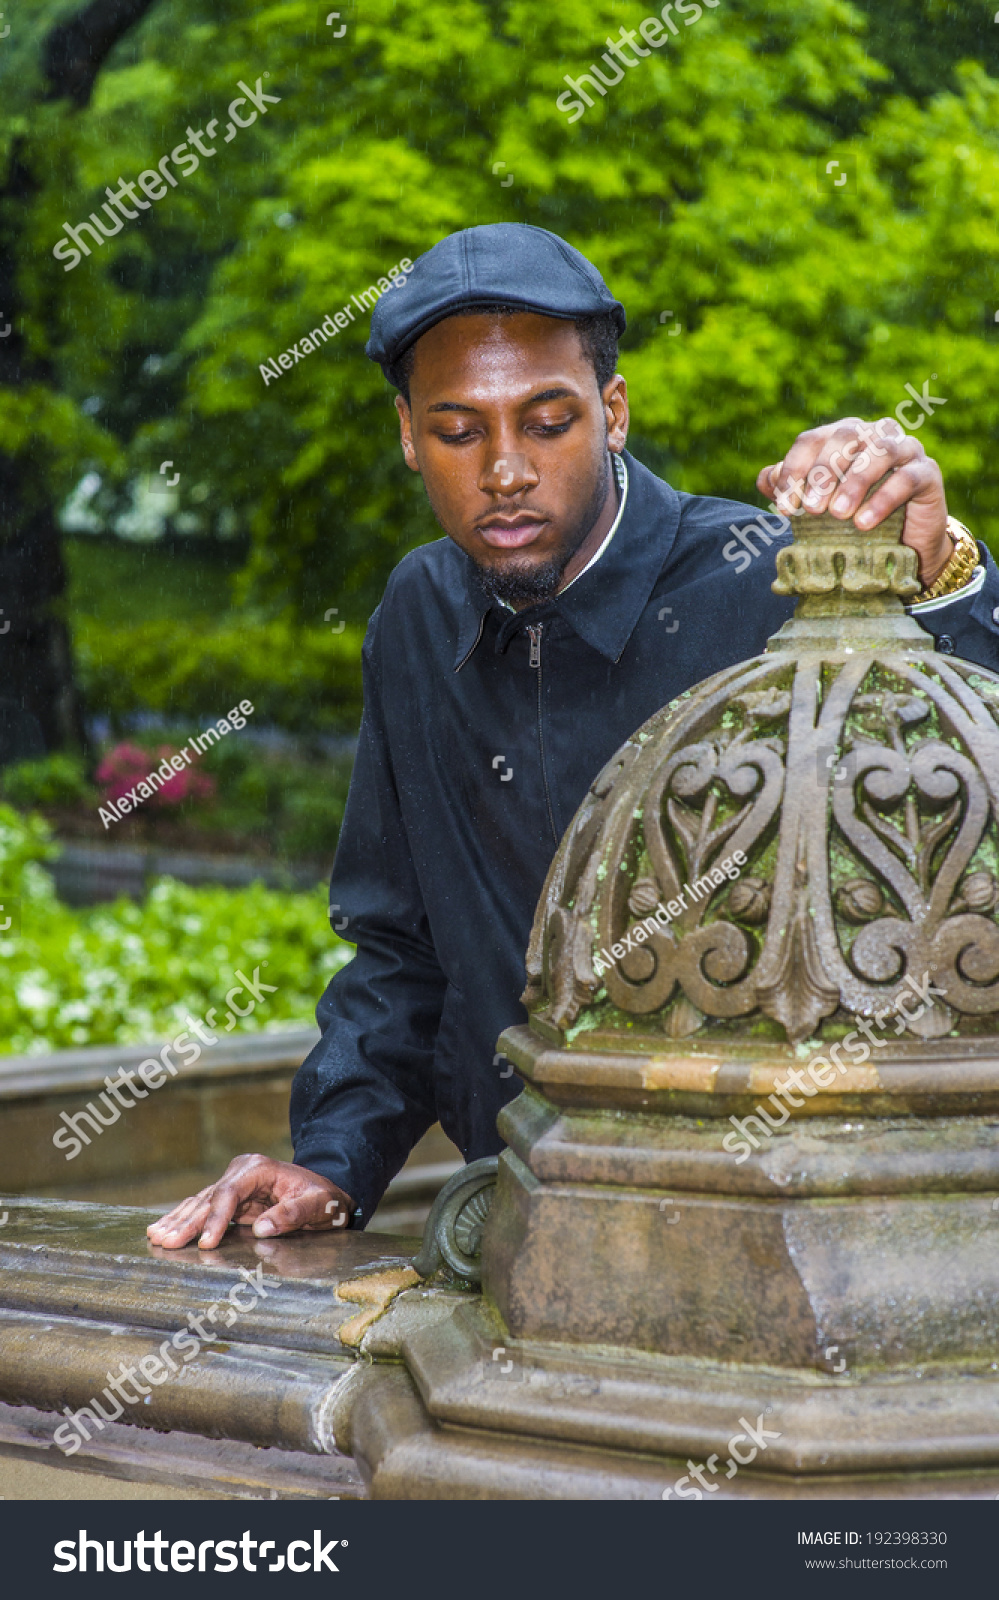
[527,623,559,845]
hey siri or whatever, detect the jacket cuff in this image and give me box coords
[905,540,999,665]
[292,1137,382,1231]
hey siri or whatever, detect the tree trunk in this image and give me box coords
[0,0,159,767]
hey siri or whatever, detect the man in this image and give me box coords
[148,223,999,1250]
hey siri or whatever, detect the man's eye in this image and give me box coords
[438,431,477,445]
[534,421,572,436]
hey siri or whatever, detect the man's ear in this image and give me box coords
[603,374,629,455]
[395,394,420,473]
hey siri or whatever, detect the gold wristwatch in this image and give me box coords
[912,516,980,604]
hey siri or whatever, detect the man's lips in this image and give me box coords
[476,516,548,550]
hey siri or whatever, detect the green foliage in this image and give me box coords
[0,754,96,810]
[189,733,353,858]
[5,0,999,1043]
[0,803,351,1053]
[64,535,243,625]
[0,385,120,525]
[73,615,364,732]
[5,0,999,626]
[850,0,999,107]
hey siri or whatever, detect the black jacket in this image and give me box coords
[290,451,999,1223]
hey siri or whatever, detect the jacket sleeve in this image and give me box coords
[289,608,447,1227]
[906,541,999,671]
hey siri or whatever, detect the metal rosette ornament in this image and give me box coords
[412,1158,498,1284]
[523,495,999,1049]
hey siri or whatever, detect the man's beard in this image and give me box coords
[467,455,612,609]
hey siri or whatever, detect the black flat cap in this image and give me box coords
[365,223,626,383]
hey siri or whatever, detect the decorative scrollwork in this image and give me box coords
[411,1157,498,1285]
[526,495,999,1050]
[530,643,999,1045]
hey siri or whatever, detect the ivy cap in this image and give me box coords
[365,222,626,383]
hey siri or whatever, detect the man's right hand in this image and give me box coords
[145,1154,354,1250]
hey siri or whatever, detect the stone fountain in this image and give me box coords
[351,493,999,1497]
[3,498,999,1499]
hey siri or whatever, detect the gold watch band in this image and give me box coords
[913,517,980,604]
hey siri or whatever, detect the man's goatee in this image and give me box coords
[468,556,566,609]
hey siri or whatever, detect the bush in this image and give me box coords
[0,804,353,1054]
[0,754,96,811]
[196,737,351,858]
[73,615,365,734]
[69,731,352,859]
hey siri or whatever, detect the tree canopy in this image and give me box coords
[2,0,999,653]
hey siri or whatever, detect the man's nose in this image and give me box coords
[480,451,537,494]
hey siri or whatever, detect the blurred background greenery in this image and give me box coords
[0,0,997,1047]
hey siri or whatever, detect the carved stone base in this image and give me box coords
[349,1302,999,1500]
[482,1043,999,1364]
[349,1026,996,1497]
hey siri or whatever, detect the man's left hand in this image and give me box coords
[757,417,952,591]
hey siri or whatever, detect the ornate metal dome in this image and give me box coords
[524,499,999,1046]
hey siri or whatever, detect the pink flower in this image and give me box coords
[95,743,151,803]
[96,741,216,811]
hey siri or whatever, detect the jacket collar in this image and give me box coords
[453,450,681,669]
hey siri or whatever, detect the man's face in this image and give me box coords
[395,312,629,606]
